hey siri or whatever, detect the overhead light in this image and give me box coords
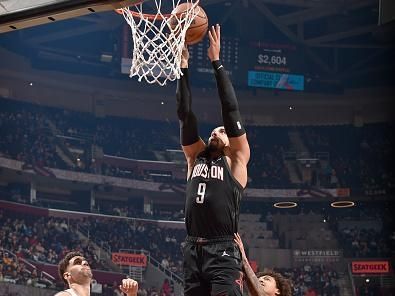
[100,54,113,63]
[274,201,297,208]
[331,201,355,208]
[29,82,33,86]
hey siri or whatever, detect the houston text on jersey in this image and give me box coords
[191,163,224,181]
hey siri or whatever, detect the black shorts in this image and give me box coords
[183,236,244,296]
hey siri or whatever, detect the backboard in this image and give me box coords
[0,0,143,33]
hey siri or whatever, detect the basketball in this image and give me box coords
[171,3,208,45]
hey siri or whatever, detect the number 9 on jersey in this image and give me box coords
[196,182,207,204]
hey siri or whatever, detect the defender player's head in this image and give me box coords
[208,126,229,152]
[256,270,292,296]
[58,251,92,288]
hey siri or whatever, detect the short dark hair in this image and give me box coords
[58,251,83,287]
[256,270,292,296]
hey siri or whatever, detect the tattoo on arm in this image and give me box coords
[242,258,265,296]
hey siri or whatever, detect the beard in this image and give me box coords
[207,139,223,153]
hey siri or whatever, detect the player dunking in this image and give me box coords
[176,24,250,296]
[55,251,138,296]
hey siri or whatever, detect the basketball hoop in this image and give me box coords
[118,0,200,86]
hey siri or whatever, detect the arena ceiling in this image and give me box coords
[0,0,394,90]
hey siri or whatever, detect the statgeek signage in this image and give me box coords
[112,253,147,267]
[352,261,390,274]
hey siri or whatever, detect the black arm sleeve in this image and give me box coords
[176,68,200,146]
[212,60,246,137]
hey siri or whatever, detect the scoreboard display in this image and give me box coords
[188,36,240,80]
[249,41,301,73]
[121,36,241,84]
[246,41,305,91]
[248,71,304,91]
[186,39,305,90]
[121,31,305,91]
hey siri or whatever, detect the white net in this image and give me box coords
[119,0,200,86]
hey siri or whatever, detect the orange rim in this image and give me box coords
[115,0,200,20]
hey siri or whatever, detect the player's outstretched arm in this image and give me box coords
[208,25,250,186]
[234,233,265,296]
[176,46,205,177]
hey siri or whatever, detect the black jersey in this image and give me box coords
[185,155,244,238]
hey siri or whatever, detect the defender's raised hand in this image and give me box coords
[234,233,247,261]
[119,278,138,296]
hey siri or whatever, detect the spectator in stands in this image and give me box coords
[160,278,172,296]
[266,211,273,230]
[305,287,317,296]
[2,97,395,190]
[55,251,138,296]
[234,233,292,296]
[161,257,170,269]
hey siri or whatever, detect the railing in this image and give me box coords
[19,257,36,273]
[118,248,184,286]
[47,119,76,166]
[0,157,351,198]
[76,223,112,259]
[40,271,56,287]
[149,253,183,285]
[118,249,148,282]
[347,262,357,296]
[380,274,395,288]
[314,151,330,160]
[2,249,55,287]
[284,151,330,162]
[283,151,296,160]
[57,131,94,142]
[126,266,143,282]
[118,249,150,256]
